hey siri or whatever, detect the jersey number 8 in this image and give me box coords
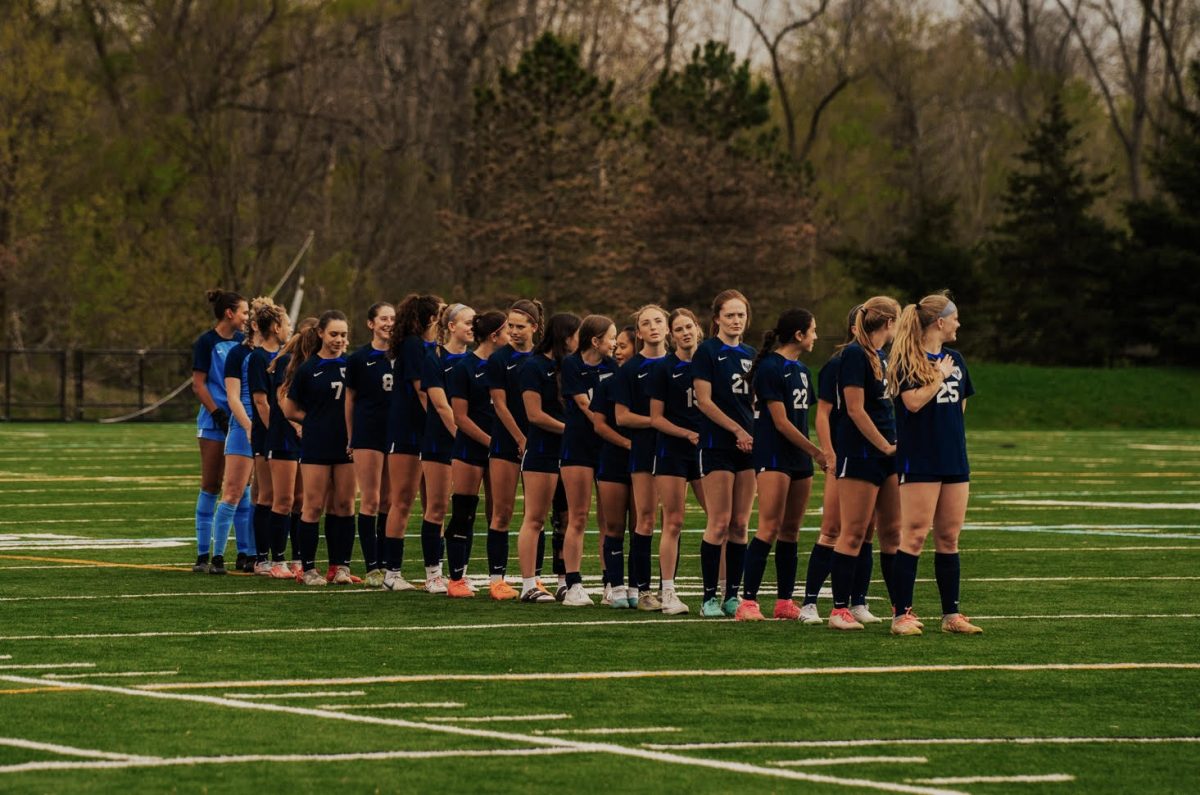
[382,373,393,392]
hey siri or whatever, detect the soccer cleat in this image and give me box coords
[424,575,448,594]
[488,579,518,601]
[301,568,327,587]
[700,598,725,618]
[447,578,474,598]
[891,609,924,636]
[235,552,248,572]
[850,604,883,625]
[828,607,865,631]
[208,555,227,575]
[941,613,983,634]
[798,603,823,625]
[363,568,386,588]
[268,562,293,580]
[600,583,613,606]
[734,599,765,621]
[721,596,740,617]
[534,579,551,596]
[382,569,416,592]
[608,585,630,609]
[561,583,594,607]
[637,591,663,612]
[625,591,639,609]
[330,566,354,585]
[773,600,801,621]
[660,590,690,616]
[253,561,273,577]
[288,560,303,578]
[521,586,557,603]
[554,584,568,602]
[465,577,479,594]
[192,554,209,573]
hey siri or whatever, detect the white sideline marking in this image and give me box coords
[910,774,1074,784]
[42,671,177,680]
[321,702,465,710]
[0,590,378,603]
[0,736,156,762]
[987,526,1200,541]
[999,500,1200,510]
[0,518,189,526]
[429,713,570,723]
[0,675,965,795]
[0,747,581,774]
[0,663,94,671]
[0,501,155,509]
[1127,444,1200,452]
[224,691,366,700]
[129,662,1200,691]
[773,756,929,767]
[648,736,1200,750]
[535,726,681,736]
[0,655,10,660]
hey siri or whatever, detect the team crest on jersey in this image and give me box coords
[340,367,346,377]
[740,359,752,373]
[800,373,809,388]
[951,366,962,380]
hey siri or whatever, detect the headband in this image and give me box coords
[444,303,469,323]
[938,301,958,319]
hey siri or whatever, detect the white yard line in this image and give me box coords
[0,675,964,795]
[773,756,929,767]
[225,691,367,700]
[647,736,1200,751]
[534,726,681,736]
[428,713,570,723]
[0,590,377,603]
[910,774,1074,784]
[0,663,94,671]
[321,702,465,710]
[42,671,177,680]
[127,661,1200,692]
[999,500,1200,510]
[0,736,156,762]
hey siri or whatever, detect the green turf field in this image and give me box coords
[0,424,1197,794]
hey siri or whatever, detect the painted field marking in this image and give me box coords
[321,702,465,710]
[429,713,570,723]
[534,726,681,736]
[127,662,1200,692]
[0,589,377,603]
[1128,444,1200,452]
[42,671,177,680]
[646,736,1200,751]
[999,500,1200,510]
[0,664,94,672]
[0,554,194,573]
[910,775,1074,784]
[0,687,70,695]
[0,747,582,774]
[0,675,965,795]
[224,691,367,700]
[985,527,1200,541]
[0,736,157,762]
[0,518,189,526]
[773,756,929,767]
[0,655,10,660]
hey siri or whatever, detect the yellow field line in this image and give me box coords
[0,687,69,695]
[0,554,194,574]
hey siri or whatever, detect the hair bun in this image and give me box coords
[206,288,223,304]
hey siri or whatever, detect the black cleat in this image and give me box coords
[192,554,209,573]
[208,555,227,575]
[234,552,248,572]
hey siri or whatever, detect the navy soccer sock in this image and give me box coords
[935,552,962,615]
[851,542,874,607]
[535,530,546,576]
[357,514,379,571]
[298,520,320,571]
[446,494,478,581]
[376,511,389,557]
[289,512,302,560]
[831,551,857,609]
[775,540,799,601]
[699,540,721,602]
[803,543,835,605]
[893,551,920,614]
[880,550,897,613]
[724,540,747,601]
[252,504,271,563]
[486,529,509,578]
[630,533,652,592]
[269,511,289,562]
[740,537,771,602]
[420,519,443,569]
[603,535,626,588]
[385,536,406,571]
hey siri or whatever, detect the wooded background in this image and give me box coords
[2,1,1197,364]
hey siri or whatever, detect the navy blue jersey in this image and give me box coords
[834,342,896,459]
[895,349,975,476]
[519,354,563,457]
[817,350,843,447]
[691,337,756,450]
[560,353,616,463]
[647,353,702,433]
[192,328,244,429]
[612,353,665,457]
[751,352,813,471]
[287,355,349,460]
[346,344,392,434]
[449,352,495,441]
[223,344,253,415]
[266,353,299,455]
[485,344,533,444]
[387,335,436,451]
[421,347,470,457]
[247,347,278,443]
[589,375,627,444]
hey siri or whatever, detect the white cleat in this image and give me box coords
[600,583,613,606]
[382,569,416,591]
[424,575,448,594]
[608,585,630,609]
[562,583,594,607]
[798,603,823,625]
[301,568,327,587]
[660,589,690,616]
[850,604,883,624]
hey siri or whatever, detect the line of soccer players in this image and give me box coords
[191,287,981,635]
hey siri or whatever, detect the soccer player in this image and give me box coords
[266,317,317,578]
[419,303,475,594]
[191,289,247,572]
[485,300,544,594]
[247,300,291,577]
[345,301,396,588]
[649,308,707,616]
[591,325,635,608]
[887,293,981,636]
[381,294,444,592]
[281,310,357,586]
[445,310,510,599]
[736,309,828,621]
[613,305,670,611]
[828,296,902,631]
[517,313,581,603]
[559,315,618,607]
[694,290,757,618]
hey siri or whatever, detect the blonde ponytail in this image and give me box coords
[885,292,954,398]
[852,296,901,380]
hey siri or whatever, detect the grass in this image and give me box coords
[0,423,1198,793]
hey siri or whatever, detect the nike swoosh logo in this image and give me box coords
[475,372,485,378]
[672,372,684,379]
[637,373,648,379]
[367,361,378,367]
[718,356,728,361]
[507,364,518,370]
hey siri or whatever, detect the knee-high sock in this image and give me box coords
[269,511,290,561]
[385,536,406,571]
[893,551,920,614]
[357,514,379,571]
[446,494,479,581]
[724,541,747,600]
[420,520,443,569]
[851,542,874,606]
[934,552,961,615]
[233,486,254,556]
[603,535,625,587]
[630,533,653,592]
[298,520,320,571]
[195,490,218,556]
[741,537,771,602]
[289,512,301,560]
[487,529,509,578]
[831,551,857,609]
[253,504,272,562]
[880,550,897,612]
[803,543,834,605]
[376,511,389,560]
[700,540,721,602]
[775,540,799,601]
[211,501,237,559]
